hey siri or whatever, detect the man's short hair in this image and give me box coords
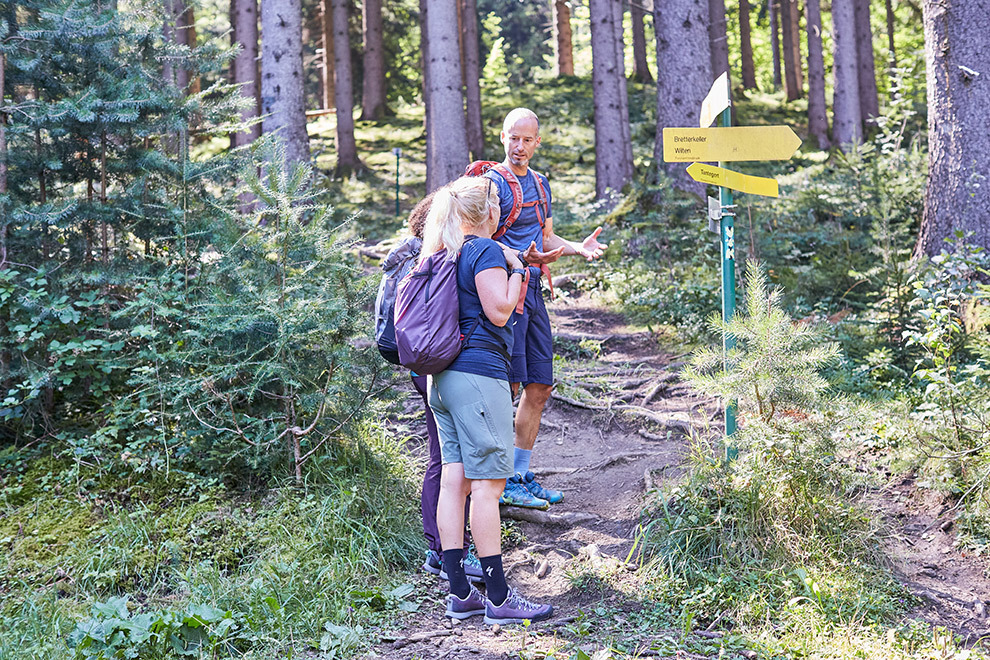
[502,108,540,135]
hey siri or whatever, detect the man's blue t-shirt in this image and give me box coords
[484,169,553,253]
[445,237,514,380]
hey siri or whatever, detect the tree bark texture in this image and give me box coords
[708,0,731,83]
[231,0,261,147]
[590,0,634,199]
[320,0,335,110]
[831,0,862,147]
[553,0,575,76]
[331,0,359,171]
[424,0,469,191]
[885,0,896,71]
[853,0,879,124]
[420,0,431,175]
[654,0,711,196]
[779,0,801,99]
[916,0,990,256]
[739,0,757,88]
[612,0,634,180]
[631,0,654,83]
[805,0,829,149]
[769,0,782,88]
[360,0,387,120]
[260,0,311,166]
[460,0,484,159]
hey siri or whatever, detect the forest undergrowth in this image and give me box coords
[2,52,990,659]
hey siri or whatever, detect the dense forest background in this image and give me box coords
[1,0,989,658]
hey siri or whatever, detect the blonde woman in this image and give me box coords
[425,176,553,624]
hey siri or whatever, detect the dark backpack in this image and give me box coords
[374,237,422,364]
[393,244,482,375]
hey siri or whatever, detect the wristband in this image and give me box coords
[516,250,529,268]
[510,268,526,278]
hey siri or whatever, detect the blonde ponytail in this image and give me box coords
[420,177,499,263]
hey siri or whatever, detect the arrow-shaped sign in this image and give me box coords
[687,163,779,198]
[662,126,802,162]
[699,72,730,128]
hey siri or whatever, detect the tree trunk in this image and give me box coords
[831,0,862,148]
[885,0,896,71]
[320,0,335,110]
[420,0,431,176]
[260,0,311,166]
[331,0,359,172]
[231,0,261,148]
[769,0,782,89]
[461,0,484,159]
[181,3,200,95]
[739,0,757,89]
[708,0,731,83]
[424,0,469,191]
[654,0,712,196]
[779,0,801,99]
[788,0,802,90]
[613,0,635,181]
[854,0,879,125]
[915,0,990,257]
[805,0,829,149]
[360,0,387,120]
[630,0,653,83]
[553,0,575,77]
[590,0,634,200]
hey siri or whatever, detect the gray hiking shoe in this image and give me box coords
[483,589,553,625]
[446,585,486,620]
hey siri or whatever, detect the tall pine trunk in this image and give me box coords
[739,0,757,89]
[805,0,829,149]
[331,0,359,173]
[231,0,261,147]
[553,0,574,76]
[260,0,311,166]
[590,0,633,200]
[631,0,653,83]
[613,0,634,182]
[424,0,469,191]
[779,0,801,99]
[460,0,484,159]
[854,0,879,125]
[360,0,387,120]
[915,0,990,256]
[708,0,731,84]
[420,0,431,175]
[885,0,896,71]
[320,0,335,110]
[831,0,862,147]
[654,0,712,196]
[769,1,782,89]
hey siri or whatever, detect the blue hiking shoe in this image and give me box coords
[499,474,550,510]
[522,471,564,504]
[446,585,486,620]
[423,549,484,584]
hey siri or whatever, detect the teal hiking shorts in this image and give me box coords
[428,370,514,480]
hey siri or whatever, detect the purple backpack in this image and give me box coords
[393,248,481,375]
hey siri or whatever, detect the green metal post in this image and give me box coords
[392,147,401,217]
[718,106,738,460]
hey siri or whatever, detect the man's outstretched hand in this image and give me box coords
[578,227,607,261]
[521,241,566,266]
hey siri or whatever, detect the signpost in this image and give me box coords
[662,75,801,459]
[391,147,402,217]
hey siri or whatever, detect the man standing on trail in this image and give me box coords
[484,108,607,509]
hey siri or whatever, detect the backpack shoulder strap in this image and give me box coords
[490,163,523,240]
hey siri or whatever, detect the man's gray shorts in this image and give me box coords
[428,370,514,480]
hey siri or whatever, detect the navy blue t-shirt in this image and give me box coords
[484,169,553,253]
[445,237,514,380]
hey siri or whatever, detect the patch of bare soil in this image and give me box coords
[869,474,990,645]
[365,291,719,660]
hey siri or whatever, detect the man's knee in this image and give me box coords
[522,382,553,407]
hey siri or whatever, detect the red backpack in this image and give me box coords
[464,161,555,302]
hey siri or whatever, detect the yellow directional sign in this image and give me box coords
[687,163,779,198]
[662,126,802,162]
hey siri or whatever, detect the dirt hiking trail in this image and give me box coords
[366,290,990,660]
